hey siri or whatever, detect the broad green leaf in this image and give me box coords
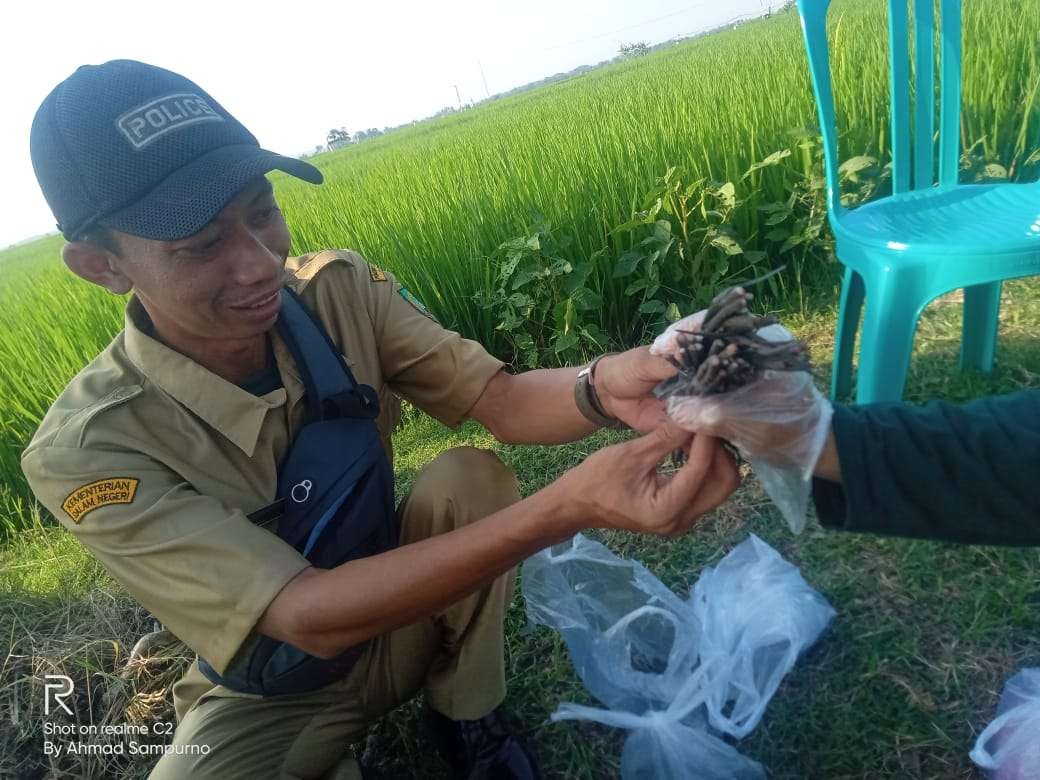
[742,148,792,179]
[639,300,667,314]
[498,311,523,330]
[838,156,876,179]
[613,215,650,233]
[715,182,736,208]
[513,332,535,351]
[511,270,538,289]
[683,179,706,198]
[613,250,643,278]
[710,259,730,281]
[553,298,577,333]
[759,201,792,225]
[550,259,573,276]
[554,331,580,354]
[710,233,743,255]
[500,252,523,281]
[580,323,608,347]
[507,292,534,309]
[979,163,1009,181]
[561,267,591,295]
[744,250,767,265]
[572,288,604,311]
[625,278,648,295]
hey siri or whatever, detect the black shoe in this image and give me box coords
[421,706,541,780]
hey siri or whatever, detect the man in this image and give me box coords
[22,60,739,779]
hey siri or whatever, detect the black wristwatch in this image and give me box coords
[574,353,625,429]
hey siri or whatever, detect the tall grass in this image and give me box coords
[0,238,124,534]
[1,0,1038,534]
[276,0,1039,339]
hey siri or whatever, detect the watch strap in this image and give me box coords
[574,353,624,429]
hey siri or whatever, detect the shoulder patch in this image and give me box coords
[369,264,388,282]
[47,384,144,450]
[284,249,358,292]
[62,477,140,523]
[399,286,436,321]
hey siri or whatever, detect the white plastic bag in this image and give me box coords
[970,667,1040,779]
[650,315,833,533]
[523,533,835,778]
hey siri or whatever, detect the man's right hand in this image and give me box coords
[551,423,740,537]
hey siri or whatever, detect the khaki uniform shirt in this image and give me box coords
[21,249,504,675]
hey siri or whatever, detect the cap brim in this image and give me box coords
[99,144,323,241]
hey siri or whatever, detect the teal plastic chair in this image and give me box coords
[796,0,1040,403]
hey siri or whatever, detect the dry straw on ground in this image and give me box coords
[1,588,191,779]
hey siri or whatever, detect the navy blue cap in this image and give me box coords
[30,59,323,241]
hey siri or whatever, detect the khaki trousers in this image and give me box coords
[151,447,521,779]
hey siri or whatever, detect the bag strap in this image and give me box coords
[275,288,378,422]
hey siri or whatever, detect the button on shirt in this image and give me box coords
[21,249,504,675]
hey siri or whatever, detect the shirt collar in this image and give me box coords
[122,297,286,457]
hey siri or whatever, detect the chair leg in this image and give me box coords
[960,281,1002,373]
[854,275,921,404]
[831,267,865,401]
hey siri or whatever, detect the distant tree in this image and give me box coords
[326,127,352,150]
[619,41,651,58]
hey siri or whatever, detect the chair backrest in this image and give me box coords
[796,0,962,214]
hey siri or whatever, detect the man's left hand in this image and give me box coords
[595,347,678,433]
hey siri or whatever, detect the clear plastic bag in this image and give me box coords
[650,316,833,533]
[970,667,1040,779]
[523,533,835,778]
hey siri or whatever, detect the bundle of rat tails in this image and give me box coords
[649,266,832,533]
[653,267,809,402]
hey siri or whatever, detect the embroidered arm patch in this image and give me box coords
[62,477,140,523]
[399,286,436,321]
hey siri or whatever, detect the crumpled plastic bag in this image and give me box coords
[970,667,1040,779]
[523,533,835,779]
[650,314,833,533]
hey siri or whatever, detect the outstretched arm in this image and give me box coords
[259,426,739,658]
[469,347,677,444]
[812,390,1040,546]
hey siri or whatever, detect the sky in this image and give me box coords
[1,0,769,248]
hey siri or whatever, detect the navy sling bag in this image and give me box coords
[198,288,398,695]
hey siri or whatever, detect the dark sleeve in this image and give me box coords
[812,390,1040,545]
